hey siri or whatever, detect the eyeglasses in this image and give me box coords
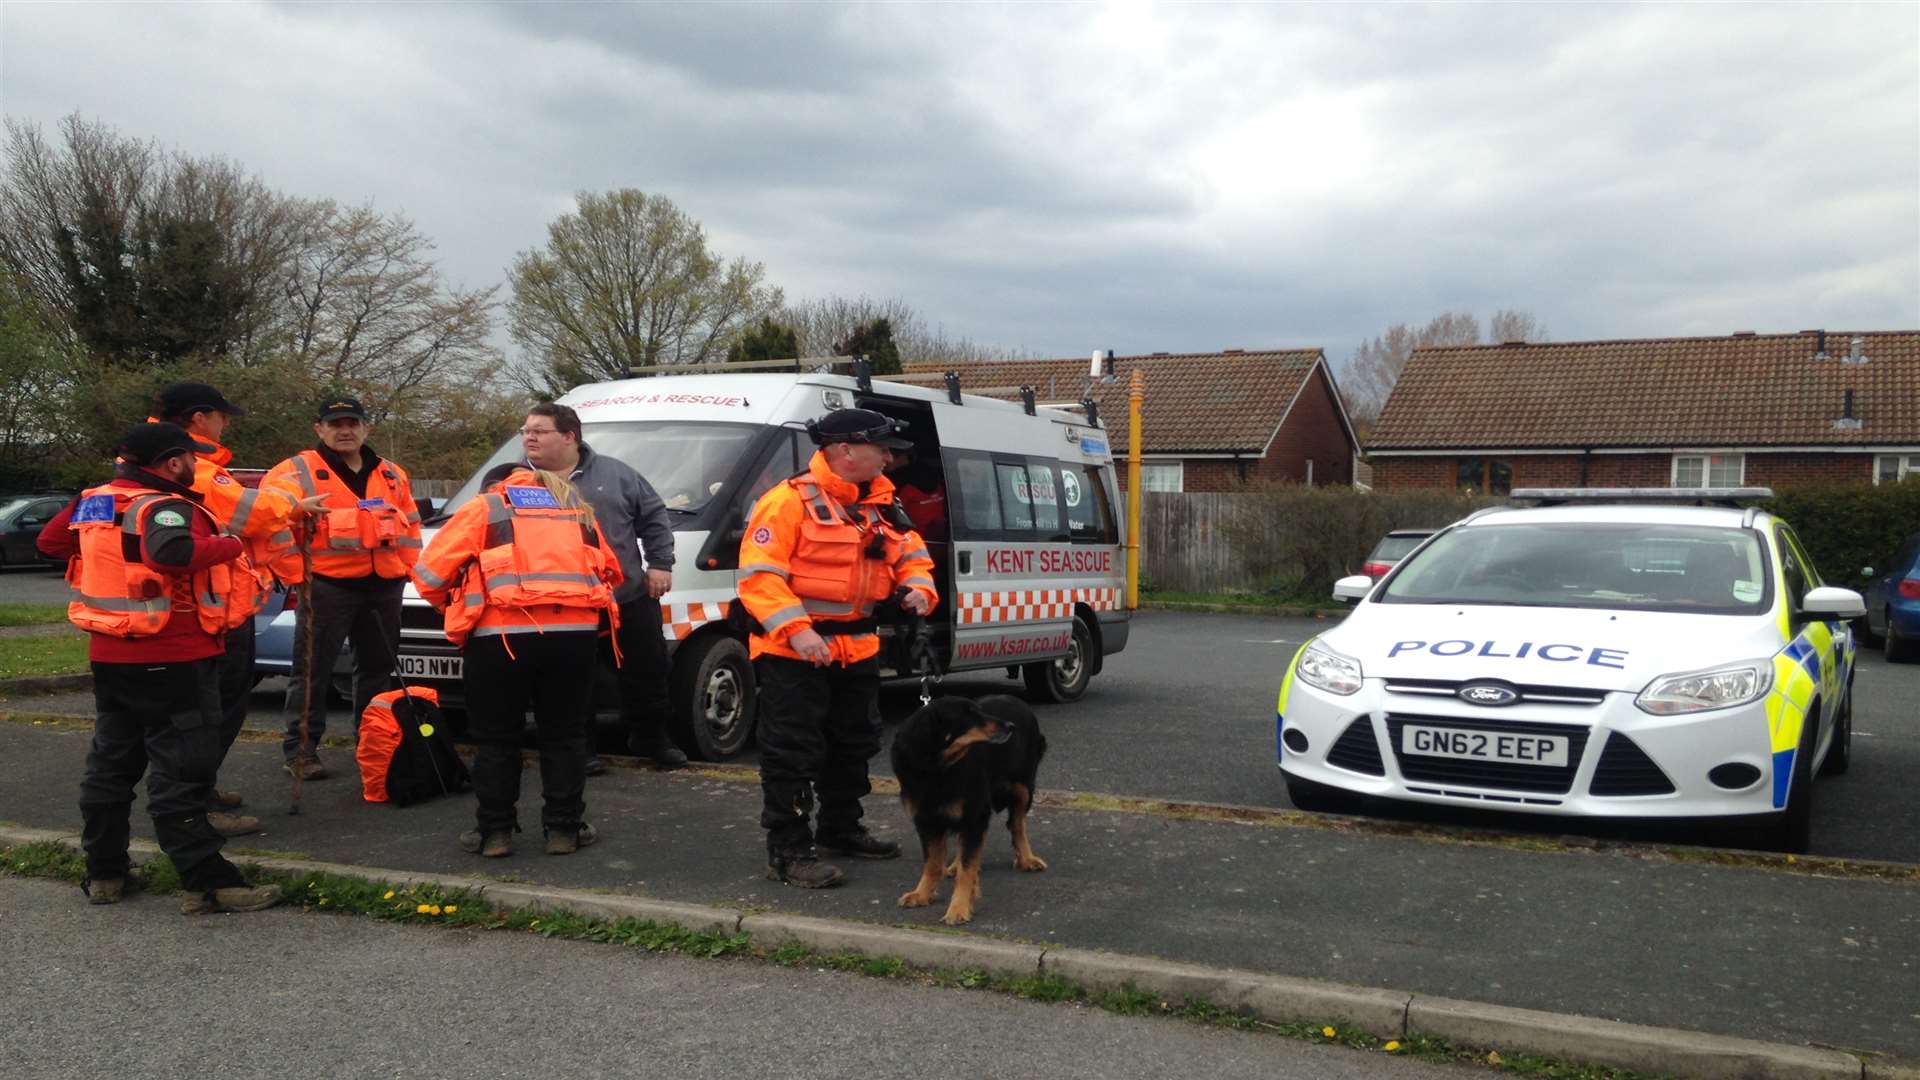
[518,428,561,439]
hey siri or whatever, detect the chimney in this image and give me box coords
[1834,389,1863,431]
[1732,330,1757,337]
[1809,328,1828,360]
[1844,335,1869,364]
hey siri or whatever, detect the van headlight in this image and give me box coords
[1635,664,1771,715]
[1296,641,1364,696]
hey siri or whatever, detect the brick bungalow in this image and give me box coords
[1366,330,1920,492]
[903,349,1359,491]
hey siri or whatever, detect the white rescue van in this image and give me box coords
[396,366,1132,759]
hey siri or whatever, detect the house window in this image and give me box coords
[1456,458,1512,495]
[1875,455,1918,485]
[1672,453,1744,488]
[1140,461,1184,492]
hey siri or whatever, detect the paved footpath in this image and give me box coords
[0,716,1915,1074]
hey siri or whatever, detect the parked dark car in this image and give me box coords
[0,494,71,568]
[1359,528,1436,580]
[1861,530,1920,662]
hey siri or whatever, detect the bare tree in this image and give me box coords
[1488,308,1550,345]
[1342,309,1549,428]
[782,293,1029,365]
[506,189,782,393]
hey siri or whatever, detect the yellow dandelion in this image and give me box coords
[444,905,458,914]
[1384,1041,1400,1052]
[383,890,395,900]
[416,903,432,914]
[1487,1050,1502,1065]
[1786,854,1798,864]
[1321,1026,1336,1038]
[428,905,443,916]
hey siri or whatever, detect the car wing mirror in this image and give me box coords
[1801,586,1866,620]
[1860,566,1874,578]
[1332,574,1374,603]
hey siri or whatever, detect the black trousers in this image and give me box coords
[212,616,253,802]
[604,596,672,738]
[463,631,596,835]
[281,577,402,760]
[79,659,245,892]
[755,655,881,854]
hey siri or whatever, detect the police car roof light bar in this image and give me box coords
[1510,486,1775,508]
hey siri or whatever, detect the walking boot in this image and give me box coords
[766,846,845,889]
[544,822,598,855]
[209,789,245,809]
[817,827,901,860]
[208,811,261,838]
[627,729,688,770]
[283,757,330,781]
[85,878,125,905]
[459,829,513,858]
[584,755,607,777]
[181,884,283,915]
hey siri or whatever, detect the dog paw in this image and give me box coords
[898,890,934,908]
[1015,854,1048,872]
[941,905,974,926]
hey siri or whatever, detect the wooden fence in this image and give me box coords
[1140,492,1261,593]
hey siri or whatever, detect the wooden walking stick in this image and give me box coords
[289,517,317,815]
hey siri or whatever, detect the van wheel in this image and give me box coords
[1764,709,1817,854]
[671,634,756,761]
[1023,615,1093,704]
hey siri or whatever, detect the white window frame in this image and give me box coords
[1875,454,1918,485]
[1671,453,1744,488]
[1140,460,1185,493]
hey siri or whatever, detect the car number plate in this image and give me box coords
[1400,725,1568,767]
[398,654,462,680]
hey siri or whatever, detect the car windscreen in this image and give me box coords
[0,497,31,523]
[1378,522,1773,614]
[434,421,762,522]
[1369,533,1429,562]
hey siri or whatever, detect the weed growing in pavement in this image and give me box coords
[0,841,1681,1080]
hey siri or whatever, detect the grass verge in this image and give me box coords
[0,635,88,679]
[0,603,69,627]
[1142,590,1343,613]
[1,838,1680,1080]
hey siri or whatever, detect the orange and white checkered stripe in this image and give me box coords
[956,587,1121,626]
[662,599,732,641]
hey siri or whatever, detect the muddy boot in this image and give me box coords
[181,884,283,915]
[459,830,513,858]
[766,846,845,889]
[209,789,245,810]
[818,827,900,860]
[208,811,261,838]
[85,878,125,905]
[544,822,598,856]
[627,729,688,770]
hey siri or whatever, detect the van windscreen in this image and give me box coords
[435,421,761,521]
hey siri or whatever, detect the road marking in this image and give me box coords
[1247,639,1298,645]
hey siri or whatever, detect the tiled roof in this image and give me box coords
[1368,331,1920,451]
[900,349,1336,456]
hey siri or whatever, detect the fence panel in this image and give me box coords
[1141,491,1255,592]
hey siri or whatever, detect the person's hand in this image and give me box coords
[645,567,672,599]
[901,590,932,615]
[789,628,832,666]
[294,495,330,516]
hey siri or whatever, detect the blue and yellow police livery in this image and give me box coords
[1274,493,1864,853]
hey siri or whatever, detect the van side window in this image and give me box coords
[740,430,806,518]
[951,454,1003,534]
[1062,462,1119,543]
[1023,459,1063,538]
[995,462,1036,532]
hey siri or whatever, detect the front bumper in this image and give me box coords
[1276,677,1783,819]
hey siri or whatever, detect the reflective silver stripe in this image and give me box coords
[225,485,260,536]
[485,495,512,523]
[470,622,600,637]
[462,593,484,607]
[484,571,599,588]
[328,536,363,551]
[739,563,789,579]
[395,537,423,548]
[759,604,808,633]
[414,564,450,589]
[267,530,293,547]
[404,510,422,524]
[290,454,318,497]
[896,545,929,563]
[80,594,171,614]
[901,574,935,589]
[123,494,168,535]
[801,598,858,616]
[795,480,843,524]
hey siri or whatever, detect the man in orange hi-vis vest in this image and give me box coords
[264,396,422,780]
[738,408,936,888]
[412,465,622,858]
[153,381,323,837]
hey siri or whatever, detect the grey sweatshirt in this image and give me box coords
[558,442,675,607]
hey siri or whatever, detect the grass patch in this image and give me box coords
[0,635,88,679]
[0,603,68,628]
[0,840,1682,1080]
[1143,589,1338,611]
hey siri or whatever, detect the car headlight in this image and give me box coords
[1634,663,1772,715]
[1296,640,1364,696]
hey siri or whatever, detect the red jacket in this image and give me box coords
[57,473,244,664]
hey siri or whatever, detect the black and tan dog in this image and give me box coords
[889,694,1048,925]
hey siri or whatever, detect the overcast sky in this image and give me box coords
[2,1,1915,374]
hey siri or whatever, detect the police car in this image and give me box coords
[1275,489,1865,853]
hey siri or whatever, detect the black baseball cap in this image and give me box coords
[809,408,912,449]
[117,422,198,467]
[158,382,246,420]
[317,396,369,422]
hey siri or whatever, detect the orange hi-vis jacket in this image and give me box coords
[737,451,938,665]
[410,470,624,648]
[145,420,297,611]
[66,483,257,638]
[265,448,422,582]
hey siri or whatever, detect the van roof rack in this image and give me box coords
[1510,487,1774,508]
